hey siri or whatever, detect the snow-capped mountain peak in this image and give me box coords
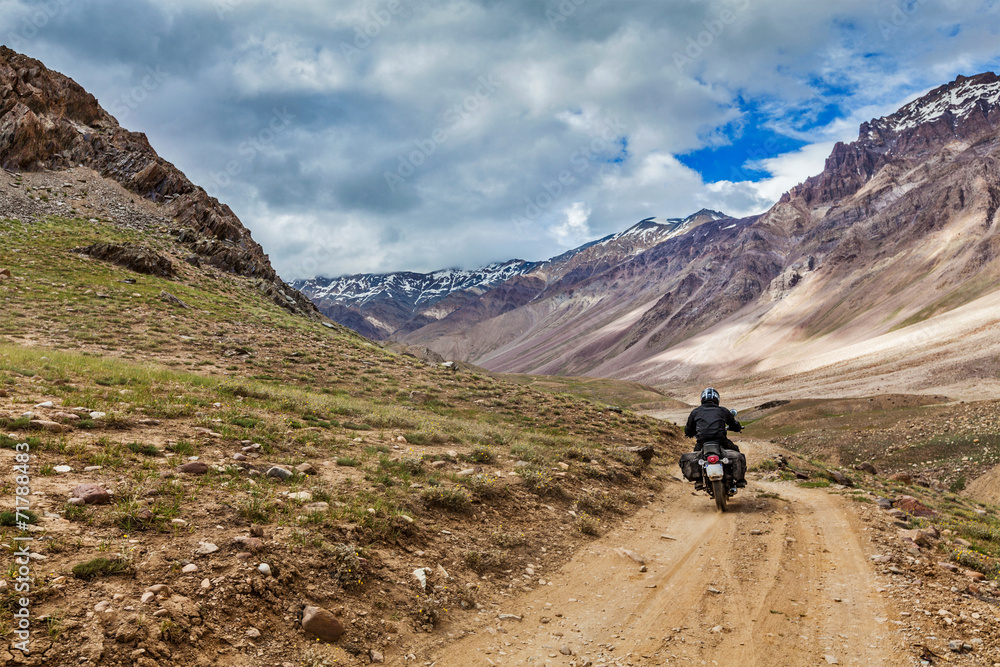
[869,72,1000,135]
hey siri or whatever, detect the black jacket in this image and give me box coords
[685,403,742,444]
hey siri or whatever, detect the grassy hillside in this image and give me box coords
[0,213,683,666]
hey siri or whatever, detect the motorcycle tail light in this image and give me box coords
[706,455,720,464]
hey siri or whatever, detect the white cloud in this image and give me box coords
[548,202,592,248]
[5,0,1000,278]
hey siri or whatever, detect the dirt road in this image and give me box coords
[430,441,909,666]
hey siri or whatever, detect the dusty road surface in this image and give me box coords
[430,440,909,666]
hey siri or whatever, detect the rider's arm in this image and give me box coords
[725,408,742,433]
[684,410,696,438]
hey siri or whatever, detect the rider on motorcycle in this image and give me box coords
[685,387,747,489]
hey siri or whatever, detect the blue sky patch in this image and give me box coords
[678,107,808,183]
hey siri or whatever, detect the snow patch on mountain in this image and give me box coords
[292,260,539,308]
[873,72,1000,134]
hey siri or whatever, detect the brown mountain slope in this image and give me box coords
[401,72,1000,400]
[0,46,317,316]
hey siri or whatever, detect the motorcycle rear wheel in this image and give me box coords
[712,480,727,512]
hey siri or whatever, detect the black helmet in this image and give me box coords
[700,387,720,405]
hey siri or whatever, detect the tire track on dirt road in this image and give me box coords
[430,441,910,666]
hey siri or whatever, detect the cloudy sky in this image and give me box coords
[3,0,1000,279]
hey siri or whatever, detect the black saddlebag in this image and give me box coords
[679,452,701,481]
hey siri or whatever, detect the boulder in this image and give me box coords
[626,445,656,463]
[827,470,853,487]
[71,483,112,505]
[178,461,209,475]
[896,495,936,518]
[232,536,264,552]
[301,606,345,642]
[29,419,66,433]
[266,466,293,480]
[295,462,318,475]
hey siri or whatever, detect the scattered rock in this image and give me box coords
[288,491,313,502]
[30,419,66,433]
[54,465,74,474]
[258,563,272,577]
[178,461,209,475]
[295,462,318,475]
[246,627,261,638]
[896,495,936,517]
[827,470,853,486]
[194,542,219,556]
[301,605,345,642]
[233,536,264,552]
[181,564,198,574]
[560,645,573,656]
[160,290,190,308]
[71,483,112,505]
[369,649,384,663]
[413,568,429,590]
[267,466,293,480]
[498,614,522,621]
[854,462,878,475]
[626,445,656,462]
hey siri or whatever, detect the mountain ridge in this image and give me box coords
[393,70,1000,399]
[295,208,731,339]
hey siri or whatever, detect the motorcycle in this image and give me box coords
[678,410,743,512]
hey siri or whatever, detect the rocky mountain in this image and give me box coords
[291,260,541,340]
[0,46,317,316]
[394,71,1000,399]
[297,209,728,340]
